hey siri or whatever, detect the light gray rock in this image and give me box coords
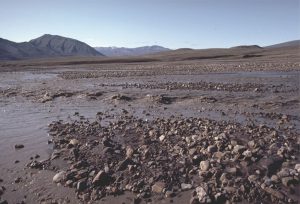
[152,182,165,193]
[69,139,79,146]
[200,160,210,171]
[53,171,66,183]
[295,164,300,173]
[196,186,207,202]
[181,183,192,190]
[233,145,246,153]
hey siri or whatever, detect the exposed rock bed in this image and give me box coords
[47,113,300,203]
[58,62,300,80]
[98,81,298,93]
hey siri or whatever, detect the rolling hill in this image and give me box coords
[265,40,300,49]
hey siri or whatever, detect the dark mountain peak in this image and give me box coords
[29,34,103,57]
[0,34,104,60]
[31,34,76,43]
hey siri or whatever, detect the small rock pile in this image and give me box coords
[48,114,300,203]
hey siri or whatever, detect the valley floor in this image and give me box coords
[0,60,299,204]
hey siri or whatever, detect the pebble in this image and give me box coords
[53,171,66,183]
[195,186,207,202]
[248,175,257,183]
[77,179,87,192]
[233,145,246,153]
[181,183,192,190]
[165,190,174,198]
[47,112,300,203]
[271,175,279,183]
[126,146,134,158]
[248,140,255,148]
[199,160,210,171]
[152,182,165,193]
[69,139,79,146]
[207,145,217,153]
[295,163,300,172]
[242,150,252,158]
[159,135,165,142]
[226,167,237,175]
[14,177,22,183]
[92,171,110,186]
[14,144,24,149]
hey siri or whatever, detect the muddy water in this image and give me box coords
[0,101,103,169]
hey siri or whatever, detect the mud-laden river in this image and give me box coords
[0,68,299,204]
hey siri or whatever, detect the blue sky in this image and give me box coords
[0,0,299,49]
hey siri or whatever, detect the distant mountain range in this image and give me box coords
[0,34,103,60]
[0,34,299,60]
[94,46,170,57]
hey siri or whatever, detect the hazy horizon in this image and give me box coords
[0,0,299,49]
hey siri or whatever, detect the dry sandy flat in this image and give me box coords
[0,58,299,204]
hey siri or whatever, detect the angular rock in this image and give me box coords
[152,182,165,193]
[196,186,207,202]
[159,135,165,142]
[189,148,197,156]
[116,158,133,171]
[92,171,111,186]
[69,139,79,146]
